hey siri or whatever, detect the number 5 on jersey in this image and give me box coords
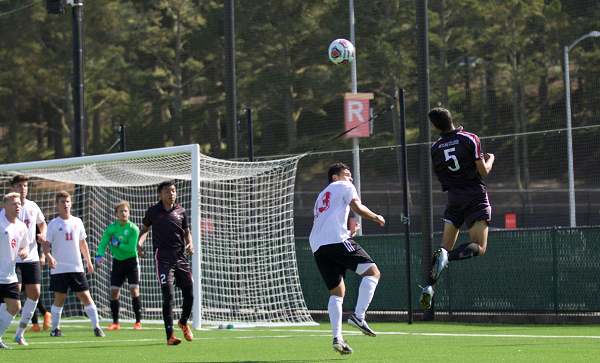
[444,147,460,171]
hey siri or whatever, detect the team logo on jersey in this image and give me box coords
[314,191,331,218]
[74,224,78,230]
[29,210,34,216]
[159,214,163,218]
[11,239,16,248]
[124,229,129,235]
[19,230,23,237]
[173,212,182,220]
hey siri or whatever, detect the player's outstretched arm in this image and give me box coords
[349,199,385,226]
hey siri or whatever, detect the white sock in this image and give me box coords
[0,309,16,339]
[16,298,38,337]
[84,303,100,329]
[328,295,344,340]
[354,275,379,320]
[51,305,63,331]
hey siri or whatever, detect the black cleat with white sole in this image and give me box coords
[348,314,377,337]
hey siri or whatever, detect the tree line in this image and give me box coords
[0,0,598,185]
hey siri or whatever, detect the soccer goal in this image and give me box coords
[0,144,315,328]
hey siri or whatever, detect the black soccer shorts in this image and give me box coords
[111,257,141,288]
[15,261,42,285]
[50,272,90,293]
[443,188,492,230]
[313,239,374,291]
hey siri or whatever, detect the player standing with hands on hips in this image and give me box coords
[137,181,194,346]
[309,163,385,355]
[95,201,142,330]
[420,107,495,309]
[0,193,29,349]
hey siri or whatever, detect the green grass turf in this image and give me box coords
[1,320,598,362]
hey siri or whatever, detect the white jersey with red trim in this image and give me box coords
[309,180,359,253]
[47,216,87,274]
[0,214,29,284]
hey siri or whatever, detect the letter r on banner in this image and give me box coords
[345,93,374,138]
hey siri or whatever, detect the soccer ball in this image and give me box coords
[328,39,355,65]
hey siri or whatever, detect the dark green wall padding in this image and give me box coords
[295,227,600,312]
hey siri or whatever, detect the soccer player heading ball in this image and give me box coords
[96,201,142,331]
[420,107,495,310]
[137,181,194,345]
[309,163,385,355]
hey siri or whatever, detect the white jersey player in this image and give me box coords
[43,191,104,338]
[3,175,51,344]
[309,163,385,355]
[0,193,29,349]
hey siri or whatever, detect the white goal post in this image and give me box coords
[0,144,315,329]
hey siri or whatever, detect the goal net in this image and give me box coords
[0,145,315,328]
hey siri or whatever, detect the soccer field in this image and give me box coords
[1,321,598,362]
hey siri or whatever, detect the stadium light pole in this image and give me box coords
[564,31,600,227]
[349,0,362,235]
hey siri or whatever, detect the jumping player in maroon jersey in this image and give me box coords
[137,181,194,345]
[420,107,495,309]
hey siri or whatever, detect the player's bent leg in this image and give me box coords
[349,264,378,337]
[15,297,38,339]
[468,219,489,256]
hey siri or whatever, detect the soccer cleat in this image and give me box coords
[420,285,434,309]
[50,329,65,337]
[14,336,28,346]
[43,312,52,330]
[332,338,354,355]
[106,322,120,330]
[94,327,106,337]
[0,341,12,349]
[348,314,377,337]
[430,247,449,281]
[167,334,182,346]
[26,323,41,332]
[134,322,142,330]
[178,320,193,341]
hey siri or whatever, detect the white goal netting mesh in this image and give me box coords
[0,147,314,327]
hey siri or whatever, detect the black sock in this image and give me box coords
[179,285,194,326]
[448,242,480,261]
[37,300,48,315]
[132,296,142,323]
[31,311,38,324]
[110,299,120,323]
[162,286,175,339]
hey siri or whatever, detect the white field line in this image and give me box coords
[5,328,599,346]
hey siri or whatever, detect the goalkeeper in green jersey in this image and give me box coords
[95,201,142,330]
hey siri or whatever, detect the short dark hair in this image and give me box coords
[328,163,350,184]
[428,107,454,133]
[10,175,29,186]
[157,180,175,193]
[55,190,71,203]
